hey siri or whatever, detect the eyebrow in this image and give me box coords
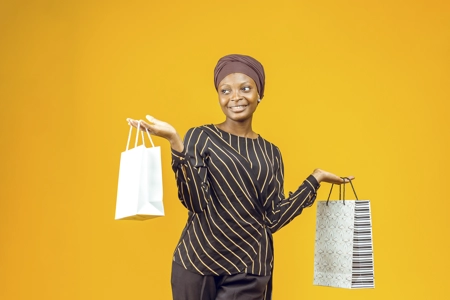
[219,81,252,88]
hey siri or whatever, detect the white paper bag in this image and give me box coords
[115,122,164,220]
[313,182,375,289]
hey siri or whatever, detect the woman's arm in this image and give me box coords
[170,127,212,212]
[266,149,354,233]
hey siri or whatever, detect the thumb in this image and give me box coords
[146,115,158,125]
[344,176,355,182]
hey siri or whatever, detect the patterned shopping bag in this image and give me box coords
[313,180,374,288]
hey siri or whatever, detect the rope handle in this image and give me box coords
[326,177,358,206]
[125,121,155,151]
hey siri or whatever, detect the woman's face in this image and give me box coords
[217,73,259,123]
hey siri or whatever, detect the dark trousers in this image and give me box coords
[171,261,271,300]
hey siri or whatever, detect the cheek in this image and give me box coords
[218,99,227,111]
[218,96,227,106]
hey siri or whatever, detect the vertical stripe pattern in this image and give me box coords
[171,124,320,277]
[352,200,375,288]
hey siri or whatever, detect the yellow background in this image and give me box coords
[1,0,449,299]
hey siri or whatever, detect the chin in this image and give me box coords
[229,115,251,122]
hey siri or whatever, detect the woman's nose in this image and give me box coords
[230,89,242,101]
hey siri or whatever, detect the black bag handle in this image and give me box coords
[326,177,358,206]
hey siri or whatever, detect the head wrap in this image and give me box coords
[214,54,266,99]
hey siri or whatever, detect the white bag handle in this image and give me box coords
[125,121,155,151]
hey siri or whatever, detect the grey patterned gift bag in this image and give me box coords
[313,179,375,289]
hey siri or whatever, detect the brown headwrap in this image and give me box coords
[214,54,266,99]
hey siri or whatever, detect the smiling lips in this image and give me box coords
[229,105,248,113]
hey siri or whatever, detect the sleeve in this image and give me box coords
[171,127,212,213]
[265,148,321,233]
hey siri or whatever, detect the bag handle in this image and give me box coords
[326,177,358,206]
[125,121,155,151]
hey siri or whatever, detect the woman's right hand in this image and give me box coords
[126,115,184,152]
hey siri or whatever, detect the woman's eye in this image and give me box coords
[221,89,230,94]
[242,87,251,92]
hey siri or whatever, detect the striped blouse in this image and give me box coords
[171,124,320,277]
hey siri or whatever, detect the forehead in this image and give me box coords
[219,73,256,86]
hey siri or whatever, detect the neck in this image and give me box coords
[216,118,257,138]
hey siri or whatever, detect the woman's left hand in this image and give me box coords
[311,168,355,184]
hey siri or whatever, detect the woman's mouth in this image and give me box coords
[229,105,248,113]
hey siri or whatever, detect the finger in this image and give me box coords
[138,119,153,131]
[146,115,160,125]
[126,118,138,128]
[127,118,152,131]
[342,176,355,183]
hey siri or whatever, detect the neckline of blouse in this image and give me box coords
[211,124,261,141]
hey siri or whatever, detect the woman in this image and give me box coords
[127,54,354,300]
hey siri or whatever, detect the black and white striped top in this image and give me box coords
[171,124,320,277]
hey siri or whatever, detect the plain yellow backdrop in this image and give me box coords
[1,0,449,299]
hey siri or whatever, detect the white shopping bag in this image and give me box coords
[313,181,375,289]
[115,122,164,220]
